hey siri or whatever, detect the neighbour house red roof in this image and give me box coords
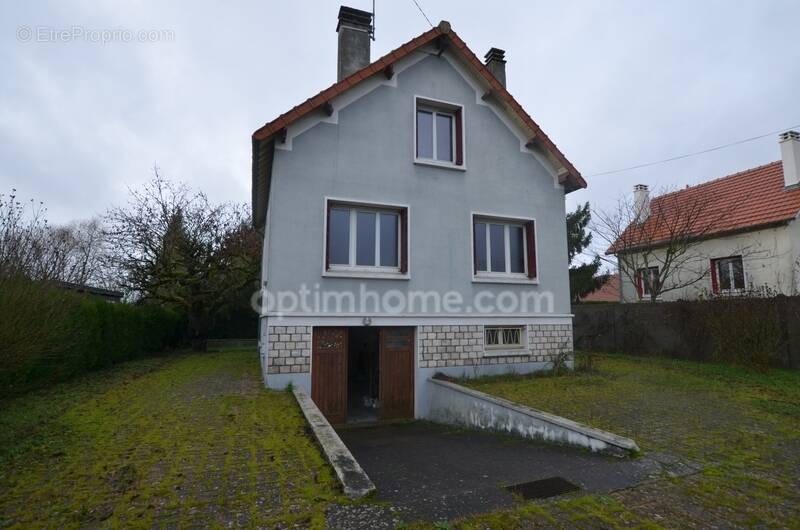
[579,274,620,303]
[251,21,586,192]
[608,161,800,254]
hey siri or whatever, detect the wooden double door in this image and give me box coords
[311,326,414,425]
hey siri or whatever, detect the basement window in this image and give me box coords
[414,96,464,169]
[485,325,525,350]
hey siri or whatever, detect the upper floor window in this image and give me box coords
[472,215,537,281]
[326,200,408,276]
[711,256,745,294]
[636,266,659,298]
[414,97,464,168]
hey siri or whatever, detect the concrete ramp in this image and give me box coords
[425,378,639,456]
[292,387,375,499]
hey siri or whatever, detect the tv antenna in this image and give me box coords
[371,0,376,40]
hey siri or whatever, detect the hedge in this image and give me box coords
[0,279,186,398]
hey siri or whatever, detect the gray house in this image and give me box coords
[251,7,586,425]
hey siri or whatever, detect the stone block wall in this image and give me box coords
[419,323,573,369]
[266,325,311,374]
[265,322,574,374]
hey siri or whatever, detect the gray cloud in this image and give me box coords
[2,0,799,237]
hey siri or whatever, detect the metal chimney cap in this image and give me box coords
[634,184,649,191]
[484,47,506,64]
[336,6,373,32]
[780,130,800,141]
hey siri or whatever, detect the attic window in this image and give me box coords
[414,97,464,169]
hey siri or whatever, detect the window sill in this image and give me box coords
[414,158,467,172]
[713,289,746,297]
[483,349,530,358]
[472,276,539,285]
[323,270,410,280]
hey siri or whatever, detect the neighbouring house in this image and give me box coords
[251,6,586,424]
[611,132,800,302]
[56,281,123,303]
[579,273,620,303]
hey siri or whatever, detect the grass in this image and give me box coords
[445,353,800,528]
[0,350,344,529]
[3,350,799,528]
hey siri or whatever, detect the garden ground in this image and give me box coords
[0,350,345,528]
[1,350,799,528]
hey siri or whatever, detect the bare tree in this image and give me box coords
[0,190,54,280]
[0,190,112,286]
[55,219,116,287]
[593,187,737,302]
[104,170,261,349]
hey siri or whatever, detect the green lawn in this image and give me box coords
[0,350,344,529]
[2,351,799,529]
[451,354,800,528]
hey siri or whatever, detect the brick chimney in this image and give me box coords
[484,48,506,87]
[780,130,800,189]
[634,184,650,223]
[336,6,373,82]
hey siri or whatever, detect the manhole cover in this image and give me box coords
[505,476,580,500]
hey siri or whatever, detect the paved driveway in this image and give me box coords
[337,421,679,523]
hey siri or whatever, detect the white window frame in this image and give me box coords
[484,325,526,353]
[714,256,746,294]
[471,213,535,283]
[323,198,410,280]
[637,266,659,298]
[413,95,466,171]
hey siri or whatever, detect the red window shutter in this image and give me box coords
[472,219,478,275]
[325,203,331,271]
[634,270,643,298]
[525,220,537,279]
[710,259,719,294]
[454,109,464,166]
[399,208,408,273]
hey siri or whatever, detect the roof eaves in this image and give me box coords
[251,23,585,191]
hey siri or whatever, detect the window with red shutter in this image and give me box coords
[325,200,409,277]
[415,96,464,168]
[472,215,536,281]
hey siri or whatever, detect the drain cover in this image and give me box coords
[505,476,580,500]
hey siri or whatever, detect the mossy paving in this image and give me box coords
[0,350,345,529]
[445,354,800,529]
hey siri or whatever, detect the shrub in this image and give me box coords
[0,277,185,397]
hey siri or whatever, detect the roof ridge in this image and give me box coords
[250,23,585,191]
[653,160,782,202]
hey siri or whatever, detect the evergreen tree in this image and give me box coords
[567,202,609,303]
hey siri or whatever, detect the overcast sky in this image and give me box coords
[3,0,800,232]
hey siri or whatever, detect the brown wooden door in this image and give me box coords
[311,327,348,425]
[379,327,415,420]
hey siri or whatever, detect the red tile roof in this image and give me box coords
[579,274,620,303]
[609,161,800,253]
[251,22,586,192]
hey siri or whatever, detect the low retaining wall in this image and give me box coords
[292,387,375,499]
[425,378,639,456]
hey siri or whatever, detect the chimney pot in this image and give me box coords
[484,47,507,88]
[633,184,651,223]
[336,6,373,82]
[779,130,800,189]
